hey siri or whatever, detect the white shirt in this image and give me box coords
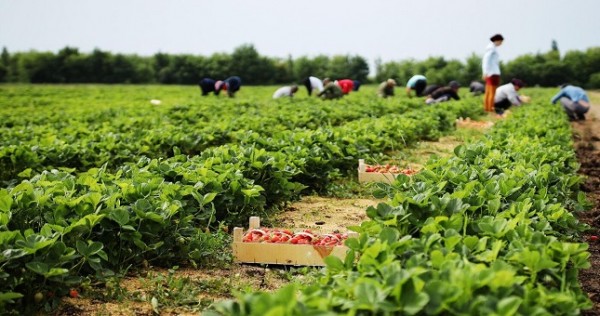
[482,43,501,76]
[494,83,521,105]
[273,86,294,99]
[309,76,324,92]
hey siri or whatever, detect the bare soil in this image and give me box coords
[575,92,600,315]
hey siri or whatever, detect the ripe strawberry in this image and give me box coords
[69,289,79,298]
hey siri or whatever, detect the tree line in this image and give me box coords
[0,43,599,88]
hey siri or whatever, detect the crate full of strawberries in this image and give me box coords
[357,159,417,183]
[232,217,358,266]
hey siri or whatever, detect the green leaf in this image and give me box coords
[45,268,69,278]
[0,292,24,302]
[379,228,400,245]
[108,209,130,226]
[17,168,32,178]
[15,234,56,253]
[1,249,29,262]
[497,296,522,316]
[86,241,104,256]
[324,255,344,272]
[26,261,49,275]
[76,240,88,256]
[0,189,12,212]
[201,192,217,205]
[401,279,429,315]
[488,198,501,213]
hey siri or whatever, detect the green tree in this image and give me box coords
[584,47,600,87]
[551,39,559,52]
[562,50,587,86]
[0,47,9,82]
[503,53,542,86]
[19,51,62,83]
[347,55,369,83]
[293,56,317,81]
[56,46,86,82]
[328,55,352,79]
[588,72,600,88]
[462,53,482,85]
[88,48,115,83]
[230,44,275,84]
[206,53,232,80]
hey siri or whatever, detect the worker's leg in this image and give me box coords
[484,75,500,112]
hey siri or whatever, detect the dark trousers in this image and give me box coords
[415,79,427,97]
[303,77,313,96]
[199,82,214,96]
[494,98,512,114]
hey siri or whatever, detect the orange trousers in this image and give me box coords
[484,75,500,112]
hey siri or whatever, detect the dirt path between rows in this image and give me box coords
[576,92,600,315]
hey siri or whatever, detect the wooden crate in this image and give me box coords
[357,159,399,184]
[232,217,357,266]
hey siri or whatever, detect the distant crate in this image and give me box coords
[232,217,357,266]
[357,159,399,184]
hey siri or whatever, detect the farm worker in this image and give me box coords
[318,78,344,100]
[336,79,355,94]
[377,79,396,98]
[272,85,299,99]
[550,84,591,121]
[469,81,485,96]
[352,80,361,91]
[198,78,217,96]
[425,81,461,105]
[422,84,440,97]
[216,76,242,97]
[406,74,427,97]
[482,33,504,112]
[303,76,324,96]
[494,79,529,115]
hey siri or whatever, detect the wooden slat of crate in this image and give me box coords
[232,217,355,266]
[232,240,349,266]
[357,159,398,184]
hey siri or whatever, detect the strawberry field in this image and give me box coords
[0,84,596,315]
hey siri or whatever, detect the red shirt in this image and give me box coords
[337,79,354,94]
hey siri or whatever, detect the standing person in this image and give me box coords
[482,33,504,112]
[469,81,485,96]
[550,84,591,121]
[494,79,529,115]
[425,81,461,104]
[216,76,242,97]
[303,76,324,96]
[336,79,355,95]
[406,74,427,97]
[318,78,344,100]
[198,78,216,96]
[377,79,396,98]
[272,85,299,99]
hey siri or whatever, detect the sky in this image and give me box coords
[1,0,600,74]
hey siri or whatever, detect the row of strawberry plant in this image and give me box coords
[0,96,481,312]
[207,101,592,315]
[1,85,430,182]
